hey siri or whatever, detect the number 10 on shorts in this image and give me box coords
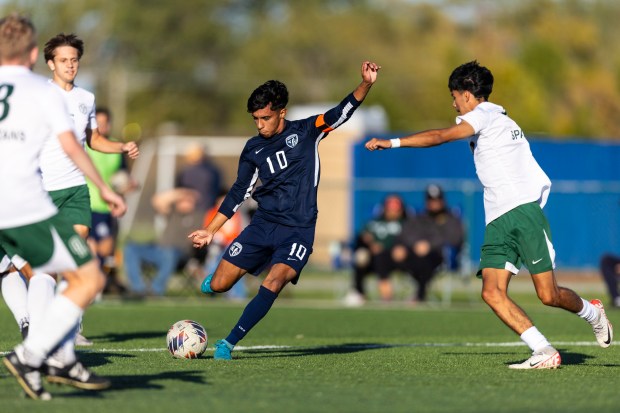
[289,243,307,260]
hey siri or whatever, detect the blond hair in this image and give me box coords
[0,13,36,63]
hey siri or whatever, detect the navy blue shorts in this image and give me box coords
[90,212,116,242]
[222,216,315,284]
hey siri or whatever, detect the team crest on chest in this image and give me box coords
[229,242,243,257]
[285,134,298,148]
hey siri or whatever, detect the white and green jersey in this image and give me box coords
[457,102,551,225]
[0,66,73,228]
[39,81,97,191]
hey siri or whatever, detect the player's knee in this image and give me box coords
[480,289,493,304]
[94,269,107,292]
[209,276,232,293]
[83,270,106,296]
[537,291,560,307]
[71,261,106,294]
[262,277,288,294]
[481,287,505,306]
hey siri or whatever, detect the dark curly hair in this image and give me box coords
[43,33,83,62]
[247,80,289,113]
[448,61,494,100]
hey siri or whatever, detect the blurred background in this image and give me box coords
[6,0,620,297]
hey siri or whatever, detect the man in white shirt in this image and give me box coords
[0,13,125,399]
[40,33,138,238]
[365,60,613,369]
[30,34,138,353]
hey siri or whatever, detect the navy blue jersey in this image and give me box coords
[219,93,362,227]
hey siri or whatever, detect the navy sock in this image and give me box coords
[226,286,278,345]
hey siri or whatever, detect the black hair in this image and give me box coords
[247,80,289,113]
[448,60,493,100]
[95,106,111,120]
[43,32,84,62]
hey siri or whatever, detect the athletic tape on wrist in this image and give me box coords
[390,138,401,148]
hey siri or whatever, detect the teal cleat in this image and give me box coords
[214,339,234,360]
[200,273,214,294]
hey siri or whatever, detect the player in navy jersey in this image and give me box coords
[188,61,380,360]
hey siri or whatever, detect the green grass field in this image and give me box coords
[1,278,619,413]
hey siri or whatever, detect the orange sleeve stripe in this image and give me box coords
[315,114,334,133]
[203,209,217,227]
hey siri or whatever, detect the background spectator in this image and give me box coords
[175,143,224,276]
[600,253,620,308]
[392,184,465,303]
[344,194,408,306]
[86,107,138,295]
[175,143,222,214]
[123,188,203,297]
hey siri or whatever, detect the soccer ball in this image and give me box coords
[166,320,208,359]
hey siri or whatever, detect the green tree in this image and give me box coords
[3,0,620,140]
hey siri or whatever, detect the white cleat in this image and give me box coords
[509,346,561,370]
[590,299,613,348]
[75,333,93,347]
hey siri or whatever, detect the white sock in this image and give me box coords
[520,326,552,352]
[1,271,29,328]
[577,298,598,324]
[47,324,78,367]
[55,277,85,336]
[22,294,82,368]
[27,273,56,333]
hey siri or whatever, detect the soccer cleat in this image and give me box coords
[214,339,234,360]
[590,299,613,348]
[45,360,111,390]
[75,333,94,346]
[3,351,52,400]
[508,346,561,370]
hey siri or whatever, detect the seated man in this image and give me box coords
[345,194,408,305]
[392,185,464,303]
[123,188,203,297]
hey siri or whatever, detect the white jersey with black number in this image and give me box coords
[457,102,551,225]
[39,81,97,191]
[0,66,73,228]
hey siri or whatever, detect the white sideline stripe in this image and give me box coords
[0,341,604,356]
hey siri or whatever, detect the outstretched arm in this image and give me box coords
[365,121,475,151]
[353,61,381,102]
[87,127,140,159]
[319,61,382,133]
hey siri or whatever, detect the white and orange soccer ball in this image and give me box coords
[166,320,208,359]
